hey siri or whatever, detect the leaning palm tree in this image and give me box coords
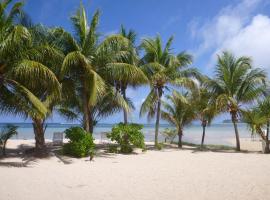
[255,96,270,148]
[208,51,266,151]
[161,90,196,148]
[242,108,269,153]
[104,26,148,124]
[59,4,106,133]
[140,35,198,147]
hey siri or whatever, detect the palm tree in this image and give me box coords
[193,86,216,149]
[242,108,269,153]
[7,25,62,152]
[59,4,106,133]
[208,51,266,151]
[161,90,196,148]
[0,0,48,119]
[140,35,197,147]
[0,124,18,156]
[105,26,148,124]
[255,96,270,151]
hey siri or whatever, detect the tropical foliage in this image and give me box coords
[107,123,145,153]
[0,124,18,155]
[208,51,266,151]
[1,1,270,156]
[161,90,196,148]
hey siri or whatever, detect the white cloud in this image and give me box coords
[192,0,270,70]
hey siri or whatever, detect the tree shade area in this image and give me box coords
[0,0,269,155]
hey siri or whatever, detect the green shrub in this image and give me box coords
[107,123,145,153]
[156,143,164,150]
[63,127,95,158]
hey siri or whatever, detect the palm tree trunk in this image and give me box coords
[231,112,240,151]
[154,88,162,147]
[89,115,94,134]
[83,84,90,132]
[122,88,128,124]
[178,128,183,148]
[200,120,207,149]
[32,118,45,152]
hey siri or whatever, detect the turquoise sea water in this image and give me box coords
[0,123,255,146]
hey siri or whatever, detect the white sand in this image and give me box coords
[1,139,270,200]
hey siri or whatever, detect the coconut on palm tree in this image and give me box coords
[208,51,266,151]
[161,90,196,148]
[140,35,198,147]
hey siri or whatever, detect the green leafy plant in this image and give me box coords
[107,123,145,153]
[63,127,95,158]
[0,124,18,156]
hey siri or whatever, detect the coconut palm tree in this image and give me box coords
[0,124,18,156]
[5,24,63,152]
[161,90,196,148]
[208,51,266,151]
[105,26,148,124]
[193,86,217,149]
[140,35,198,147]
[242,108,269,153]
[59,4,106,133]
[255,96,270,151]
[0,0,48,119]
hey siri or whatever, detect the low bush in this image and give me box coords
[107,123,145,153]
[63,127,95,158]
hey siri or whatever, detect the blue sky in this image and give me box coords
[1,0,270,123]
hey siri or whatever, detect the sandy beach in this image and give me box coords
[1,139,270,200]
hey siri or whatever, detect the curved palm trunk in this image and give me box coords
[122,87,128,124]
[231,112,240,151]
[154,87,162,147]
[200,120,207,149]
[32,118,46,152]
[178,128,183,148]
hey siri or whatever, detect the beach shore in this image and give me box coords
[1,139,269,200]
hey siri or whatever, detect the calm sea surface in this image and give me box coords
[0,123,255,146]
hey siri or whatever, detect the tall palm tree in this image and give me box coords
[161,90,196,148]
[208,51,266,151]
[140,35,197,146]
[242,108,269,153]
[105,26,148,124]
[59,4,106,133]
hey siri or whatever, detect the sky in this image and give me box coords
[1,0,270,124]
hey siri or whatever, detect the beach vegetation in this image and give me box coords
[0,124,18,156]
[107,123,145,153]
[63,127,95,157]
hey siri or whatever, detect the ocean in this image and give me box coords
[0,123,256,146]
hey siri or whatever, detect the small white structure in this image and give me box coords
[53,132,63,145]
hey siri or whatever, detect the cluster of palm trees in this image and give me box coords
[0,1,269,153]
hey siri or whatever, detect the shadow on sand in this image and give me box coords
[0,141,263,167]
